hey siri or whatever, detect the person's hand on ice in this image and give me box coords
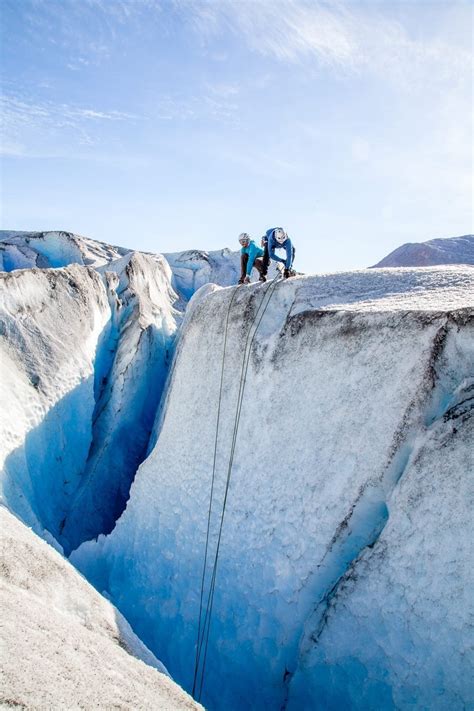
[243,275,251,284]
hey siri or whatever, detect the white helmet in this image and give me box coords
[238,232,251,246]
[274,228,287,244]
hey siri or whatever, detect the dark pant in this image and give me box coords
[261,241,295,276]
[240,253,266,282]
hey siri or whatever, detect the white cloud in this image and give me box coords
[178,0,471,92]
[72,108,139,120]
[207,83,240,98]
[0,93,142,158]
[17,0,471,95]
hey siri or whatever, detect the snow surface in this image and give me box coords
[0,506,201,710]
[72,267,474,710]
[371,234,474,268]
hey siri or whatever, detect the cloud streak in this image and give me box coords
[0,93,141,157]
[14,0,471,95]
[178,0,470,91]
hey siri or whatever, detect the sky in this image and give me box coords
[1,0,472,273]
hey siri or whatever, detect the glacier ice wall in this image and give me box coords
[73,267,474,710]
[62,252,180,551]
[0,231,267,554]
[0,253,180,553]
[0,265,109,544]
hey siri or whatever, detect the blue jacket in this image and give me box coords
[265,228,294,269]
[241,240,264,276]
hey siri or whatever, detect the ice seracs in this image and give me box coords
[0,230,130,270]
[0,230,276,302]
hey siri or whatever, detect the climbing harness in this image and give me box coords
[192,274,282,701]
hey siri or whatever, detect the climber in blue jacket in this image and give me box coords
[261,227,295,279]
[237,233,266,284]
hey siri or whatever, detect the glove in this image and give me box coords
[243,275,251,284]
[276,262,284,273]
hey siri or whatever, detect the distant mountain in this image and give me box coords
[371,234,474,268]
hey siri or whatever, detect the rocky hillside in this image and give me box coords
[371,234,474,268]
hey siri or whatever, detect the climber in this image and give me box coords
[261,227,296,279]
[237,233,267,284]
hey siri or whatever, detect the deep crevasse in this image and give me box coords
[71,268,474,711]
[0,233,248,553]
[1,231,473,709]
[0,251,181,553]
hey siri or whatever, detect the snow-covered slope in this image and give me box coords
[0,506,201,710]
[371,234,474,267]
[72,266,474,711]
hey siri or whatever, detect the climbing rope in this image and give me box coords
[192,284,240,697]
[192,274,282,700]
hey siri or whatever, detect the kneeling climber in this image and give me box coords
[262,227,295,278]
[238,233,267,284]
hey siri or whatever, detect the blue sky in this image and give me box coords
[1,0,472,272]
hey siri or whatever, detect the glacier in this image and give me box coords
[72,267,474,710]
[0,252,181,554]
[1,230,473,710]
[0,230,130,270]
[0,231,263,553]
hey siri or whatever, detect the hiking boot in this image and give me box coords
[259,274,267,283]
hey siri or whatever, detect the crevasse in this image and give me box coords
[72,272,474,711]
[1,236,473,711]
